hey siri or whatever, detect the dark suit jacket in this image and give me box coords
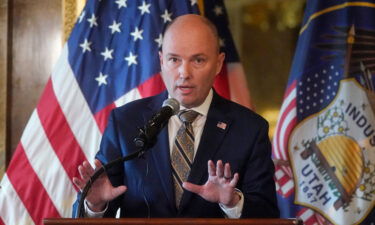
[73,91,279,218]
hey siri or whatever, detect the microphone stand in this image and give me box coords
[76,127,151,218]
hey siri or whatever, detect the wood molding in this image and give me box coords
[0,0,9,178]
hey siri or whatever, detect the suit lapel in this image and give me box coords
[179,92,232,211]
[147,92,176,212]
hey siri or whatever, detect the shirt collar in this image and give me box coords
[170,89,213,117]
[168,88,214,116]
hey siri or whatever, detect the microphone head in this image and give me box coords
[162,98,180,115]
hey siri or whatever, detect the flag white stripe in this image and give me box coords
[279,86,296,116]
[275,168,285,180]
[21,111,77,217]
[299,208,315,222]
[51,45,102,163]
[0,175,35,225]
[273,87,296,159]
[276,107,296,161]
[115,87,142,107]
[280,179,294,195]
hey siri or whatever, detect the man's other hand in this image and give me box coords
[72,159,127,212]
[182,160,240,207]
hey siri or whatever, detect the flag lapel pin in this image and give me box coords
[216,121,227,130]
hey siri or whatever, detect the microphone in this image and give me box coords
[134,98,180,148]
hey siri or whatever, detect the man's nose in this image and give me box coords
[178,62,191,79]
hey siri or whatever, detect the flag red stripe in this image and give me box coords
[0,216,4,225]
[36,79,87,185]
[283,80,297,99]
[94,103,116,133]
[275,94,296,160]
[213,64,230,99]
[7,144,60,225]
[281,116,297,161]
[138,73,166,98]
[297,208,318,225]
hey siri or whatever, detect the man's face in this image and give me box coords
[159,18,225,108]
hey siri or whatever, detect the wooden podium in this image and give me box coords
[43,218,303,225]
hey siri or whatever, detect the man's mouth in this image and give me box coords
[176,85,194,94]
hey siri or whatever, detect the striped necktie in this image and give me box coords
[171,110,200,207]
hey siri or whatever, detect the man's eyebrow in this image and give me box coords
[191,53,207,58]
[165,53,180,57]
[164,53,207,58]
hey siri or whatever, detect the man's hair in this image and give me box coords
[162,14,220,53]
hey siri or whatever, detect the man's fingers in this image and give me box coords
[223,163,232,180]
[83,161,95,175]
[182,182,203,195]
[72,177,85,190]
[110,185,127,199]
[78,165,91,181]
[216,160,224,178]
[229,173,239,187]
[94,159,103,170]
[208,160,216,176]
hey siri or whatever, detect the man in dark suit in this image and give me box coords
[73,14,279,218]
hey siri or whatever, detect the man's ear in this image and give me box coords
[215,52,225,75]
[159,51,163,65]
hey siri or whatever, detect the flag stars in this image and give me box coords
[101,47,113,61]
[96,72,108,86]
[155,33,163,48]
[213,5,223,16]
[87,14,98,27]
[80,39,92,53]
[125,52,138,66]
[109,20,121,34]
[131,27,144,41]
[138,1,151,15]
[161,9,172,23]
[115,0,127,9]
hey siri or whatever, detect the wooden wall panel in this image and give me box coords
[9,0,62,157]
[0,0,8,178]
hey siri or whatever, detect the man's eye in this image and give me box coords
[195,58,206,64]
[169,57,179,63]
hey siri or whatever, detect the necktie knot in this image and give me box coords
[178,110,199,124]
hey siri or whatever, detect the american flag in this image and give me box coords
[273,0,375,224]
[0,0,251,224]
